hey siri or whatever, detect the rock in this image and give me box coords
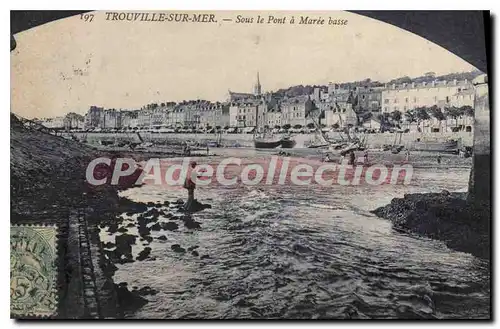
[183,199,212,213]
[441,189,451,197]
[171,244,186,253]
[191,250,199,257]
[136,286,158,296]
[126,223,136,228]
[136,247,152,261]
[103,242,115,249]
[200,254,210,259]
[187,245,199,251]
[157,235,168,241]
[117,227,128,233]
[161,222,179,231]
[144,236,153,243]
[138,225,151,237]
[184,219,201,229]
[115,234,137,256]
[107,223,119,234]
[150,223,162,231]
[115,284,148,311]
[147,202,156,207]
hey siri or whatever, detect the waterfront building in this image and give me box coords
[84,106,104,129]
[267,105,282,128]
[280,95,315,127]
[229,104,239,127]
[381,79,473,113]
[103,109,121,129]
[355,86,383,113]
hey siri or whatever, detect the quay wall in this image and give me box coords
[68,131,474,150]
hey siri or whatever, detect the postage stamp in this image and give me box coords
[10,225,58,318]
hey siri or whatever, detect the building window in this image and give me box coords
[405,97,409,103]
[384,99,389,104]
[413,97,417,103]
[394,99,398,104]
[434,96,437,102]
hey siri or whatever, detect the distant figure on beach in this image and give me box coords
[183,161,198,211]
[183,143,191,156]
[363,150,368,164]
[437,154,442,164]
[405,149,410,162]
[348,151,355,165]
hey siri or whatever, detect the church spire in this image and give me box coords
[254,71,262,96]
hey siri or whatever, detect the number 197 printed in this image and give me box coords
[80,13,94,22]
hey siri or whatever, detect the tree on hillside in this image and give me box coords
[416,107,430,121]
[391,110,402,123]
[307,122,316,129]
[283,124,291,130]
[332,123,340,130]
[461,105,475,117]
[445,106,462,128]
[429,106,446,121]
[404,109,417,124]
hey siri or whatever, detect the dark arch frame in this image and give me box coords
[10,10,490,73]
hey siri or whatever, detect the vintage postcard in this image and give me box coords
[10,10,490,320]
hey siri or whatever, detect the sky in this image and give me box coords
[11,10,477,119]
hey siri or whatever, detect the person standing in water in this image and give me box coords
[437,154,442,164]
[183,161,198,211]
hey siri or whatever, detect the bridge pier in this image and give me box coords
[467,73,490,221]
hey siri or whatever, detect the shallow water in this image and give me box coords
[104,150,489,319]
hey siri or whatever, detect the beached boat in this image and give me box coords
[412,139,459,153]
[254,138,282,148]
[280,135,296,148]
[253,106,282,149]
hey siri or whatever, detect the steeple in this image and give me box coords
[254,71,262,96]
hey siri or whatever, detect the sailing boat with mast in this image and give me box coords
[253,104,282,148]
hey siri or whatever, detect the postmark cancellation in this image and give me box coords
[10,225,58,318]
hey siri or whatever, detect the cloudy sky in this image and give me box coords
[11,10,477,118]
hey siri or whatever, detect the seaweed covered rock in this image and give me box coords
[371,191,490,259]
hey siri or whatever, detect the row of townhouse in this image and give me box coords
[80,74,478,131]
[381,79,474,113]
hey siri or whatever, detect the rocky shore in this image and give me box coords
[11,114,198,318]
[371,191,490,260]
